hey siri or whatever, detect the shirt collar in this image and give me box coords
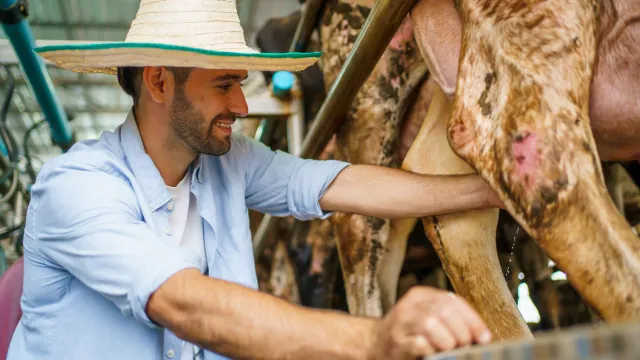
[192,154,204,184]
[120,109,172,211]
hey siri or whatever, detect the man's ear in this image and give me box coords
[142,66,171,104]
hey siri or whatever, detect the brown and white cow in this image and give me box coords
[404,0,640,339]
[256,0,640,342]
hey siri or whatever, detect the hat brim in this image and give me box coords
[34,42,322,75]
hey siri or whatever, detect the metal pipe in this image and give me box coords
[253,0,417,255]
[271,70,305,156]
[252,213,277,254]
[0,0,16,9]
[285,78,305,157]
[1,0,74,149]
[289,0,326,52]
[254,119,277,145]
[286,104,304,157]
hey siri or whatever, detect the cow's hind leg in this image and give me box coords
[450,0,640,321]
[404,84,532,340]
[320,2,427,317]
[269,240,301,303]
[380,75,436,314]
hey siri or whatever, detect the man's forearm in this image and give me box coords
[147,269,377,360]
[320,164,498,219]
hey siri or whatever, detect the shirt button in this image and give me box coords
[166,349,175,358]
[167,203,175,211]
[165,227,172,236]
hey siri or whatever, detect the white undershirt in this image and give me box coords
[166,169,206,360]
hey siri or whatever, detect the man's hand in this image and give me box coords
[368,287,492,359]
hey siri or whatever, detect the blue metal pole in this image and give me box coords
[1,0,73,149]
[0,0,17,9]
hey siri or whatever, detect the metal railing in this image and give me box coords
[0,0,73,150]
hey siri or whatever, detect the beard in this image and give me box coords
[169,86,232,156]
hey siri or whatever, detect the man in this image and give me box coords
[8,1,503,359]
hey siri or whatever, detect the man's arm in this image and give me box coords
[147,269,375,360]
[147,270,492,360]
[319,164,503,218]
[240,134,499,221]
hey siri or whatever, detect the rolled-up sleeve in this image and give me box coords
[241,135,350,220]
[28,161,201,328]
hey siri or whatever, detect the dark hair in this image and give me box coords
[116,66,193,106]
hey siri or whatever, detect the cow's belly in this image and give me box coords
[590,0,640,161]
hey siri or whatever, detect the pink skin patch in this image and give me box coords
[449,123,472,149]
[512,132,540,188]
[388,18,414,51]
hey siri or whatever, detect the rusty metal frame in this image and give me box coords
[253,0,418,255]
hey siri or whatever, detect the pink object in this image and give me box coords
[0,257,24,360]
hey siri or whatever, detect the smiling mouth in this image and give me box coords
[215,122,232,128]
[212,120,234,136]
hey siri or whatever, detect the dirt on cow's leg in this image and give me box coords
[604,163,629,215]
[403,85,532,340]
[319,1,427,317]
[269,240,301,304]
[449,0,640,322]
[299,218,340,308]
[329,212,387,317]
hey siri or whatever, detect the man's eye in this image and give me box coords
[217,84,233,91]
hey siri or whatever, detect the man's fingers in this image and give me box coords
[437,304,472,346]
[407,335,435,357]
[422,316,457,351]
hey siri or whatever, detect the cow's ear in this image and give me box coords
[410,0,462,98]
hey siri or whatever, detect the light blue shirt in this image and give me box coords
[7,111,350,360]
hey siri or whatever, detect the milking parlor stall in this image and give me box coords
[1,0,640,359]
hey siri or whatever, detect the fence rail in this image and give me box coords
[427,322,640,360]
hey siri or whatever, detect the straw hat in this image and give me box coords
[34,0,321,75]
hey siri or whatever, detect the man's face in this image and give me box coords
[168,68,249,156]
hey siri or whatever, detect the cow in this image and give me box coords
[254,0,640,341]
[404,0,640,339]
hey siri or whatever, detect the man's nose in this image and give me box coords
[228,86,248,118]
